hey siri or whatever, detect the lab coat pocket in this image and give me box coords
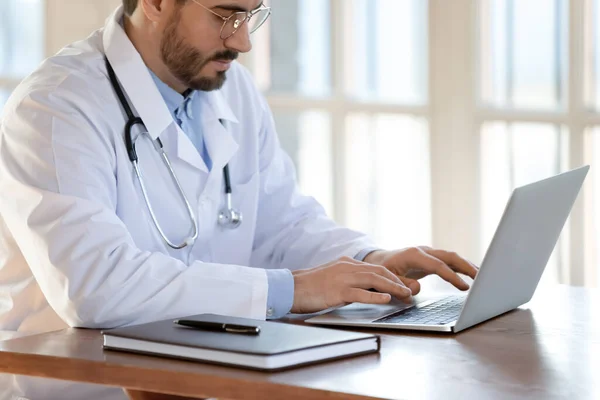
[211,172,259,266]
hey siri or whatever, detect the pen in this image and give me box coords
[173,319,261,335]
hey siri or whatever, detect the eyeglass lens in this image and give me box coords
[221,8,270,38]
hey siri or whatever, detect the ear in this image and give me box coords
[139,0,170,23]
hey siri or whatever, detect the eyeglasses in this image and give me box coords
[191,1,272,40]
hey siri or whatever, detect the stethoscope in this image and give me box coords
[105,57,242,250]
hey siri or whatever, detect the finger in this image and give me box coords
[409,250,470,290]
[466,259,480,273]
[332,256,382,272]
[359,263,405,285]
[423,249,479,280]
[304,256,359,274]
[350,272,412,299]
[420,246,479,277]
[399,276,421,295]
[339,259,406,285]
[338,258,423,292]
[343,288,393,305]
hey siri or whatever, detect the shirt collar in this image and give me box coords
[148,69,196,120]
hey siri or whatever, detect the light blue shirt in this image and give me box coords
[150,71,380,319]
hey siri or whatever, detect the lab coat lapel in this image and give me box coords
[199,90,239,173]
[156,123,206,174]
[201,119,237,173]
[175,124,209,173]
[102,8,208,174]
[170,93,240,175]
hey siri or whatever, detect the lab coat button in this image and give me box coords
[266,307,274,317]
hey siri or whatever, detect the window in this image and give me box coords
[585,0,600,288]
[478,0,570,285]
[478,0,600,287]
[480,0,567,110]
[585,0,600,112]
[0,0,45,112]
[247,0,432,252]
[246,0,600,287]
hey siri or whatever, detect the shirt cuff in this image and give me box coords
[265,269,294,319]
[354,247,382,262]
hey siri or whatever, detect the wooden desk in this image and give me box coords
[1,285,598,400]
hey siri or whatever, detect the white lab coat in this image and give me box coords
[0,6,375,337]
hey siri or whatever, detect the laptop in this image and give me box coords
[306,166,590,333]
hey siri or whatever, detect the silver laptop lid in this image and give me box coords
[454,166,589,332]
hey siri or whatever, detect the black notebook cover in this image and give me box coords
[102,313,380,371]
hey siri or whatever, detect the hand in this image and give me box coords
[364,247,479,295]
[290,256,413,314]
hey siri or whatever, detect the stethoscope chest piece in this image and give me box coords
[218,205,242,229]
[218,163,243,229]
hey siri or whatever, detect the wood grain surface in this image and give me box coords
[1,285,598,400]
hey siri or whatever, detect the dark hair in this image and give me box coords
[123,0,137,16]
[123,0,186,16]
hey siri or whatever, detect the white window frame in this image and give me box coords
[472,0,600,287]
[241,0,480,263]
[242,0,599,287]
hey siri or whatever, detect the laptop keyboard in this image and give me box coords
[373,295,465,325]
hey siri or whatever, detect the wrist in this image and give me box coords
[291,269,307,276]
[291,273,307,313]
[363,250,388,265]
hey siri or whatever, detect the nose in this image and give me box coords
[224,21,252,53]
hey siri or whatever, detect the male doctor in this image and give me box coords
[0,0,478,339]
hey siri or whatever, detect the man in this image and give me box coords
[0,0,477,338]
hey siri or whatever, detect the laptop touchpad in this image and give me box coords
[323,297,418,322]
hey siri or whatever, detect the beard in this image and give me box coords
[160,9,238,91]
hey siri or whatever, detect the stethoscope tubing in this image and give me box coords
[105,57,241,249]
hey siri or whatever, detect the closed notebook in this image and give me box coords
[102,313,380,371]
